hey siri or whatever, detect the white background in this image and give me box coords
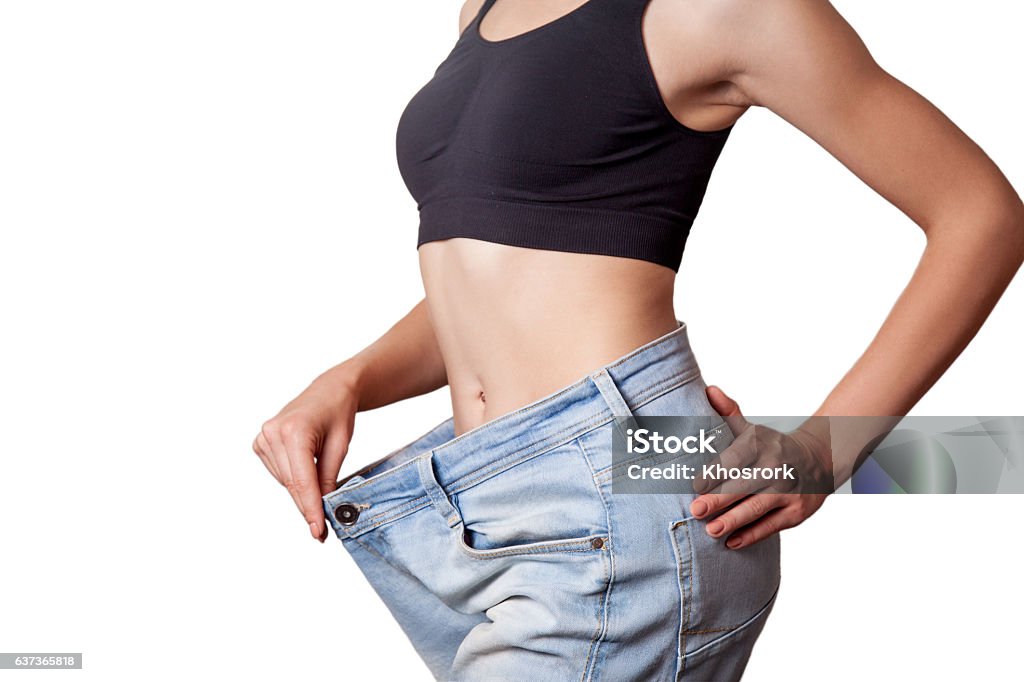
[1,1,1021,680]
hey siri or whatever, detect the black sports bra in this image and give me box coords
[395,0,735,271]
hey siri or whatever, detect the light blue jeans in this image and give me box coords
[323,322,780,681]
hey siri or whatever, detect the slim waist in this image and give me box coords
[324,320,701,538]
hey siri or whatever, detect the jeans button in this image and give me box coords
[334,504,360,525]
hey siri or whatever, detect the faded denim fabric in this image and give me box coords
[324,322,780,681]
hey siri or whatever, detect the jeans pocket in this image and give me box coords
[676,587,779,681]
[670,515,780,667]
[450,438,610,559]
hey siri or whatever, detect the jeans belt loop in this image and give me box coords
[416,452,462,528]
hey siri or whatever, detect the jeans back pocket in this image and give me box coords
[670,514,781,660]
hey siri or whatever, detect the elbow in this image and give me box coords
[982,197,1024,276]
[1012,200,1024,266]
[987,197,1024,285]
[999,195,1024,269]
[927,191,1024,269]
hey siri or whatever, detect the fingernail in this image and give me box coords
[707,520,724,536]
[309,521,320,539]
[691,500,708,517]
[726,536,743,549]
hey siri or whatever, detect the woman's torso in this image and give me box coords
[420,239,679,433]
[410,0,748,434]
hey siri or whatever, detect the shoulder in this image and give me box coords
[652,0,876,106]
[662,0,835,28]
[459,0,487,36]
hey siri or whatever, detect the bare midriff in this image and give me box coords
[419,238,679,436]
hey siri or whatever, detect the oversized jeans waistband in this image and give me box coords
[323,320,701,538]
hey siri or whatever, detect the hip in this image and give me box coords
[323,321,780,680]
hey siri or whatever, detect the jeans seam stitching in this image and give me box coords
[602,323,687,371]
[577,436,614,681]
[341,371,703,533]
[331,381,604,498]
[670,518,696,679]
[683,520,696,664]
[347,500,431,536]
[602,420,727,477]
[680,585,781,662]
[591,373,708,482]
[335,371,701,526]
[344,414,613,536]
[627,367,701,408]
[429,377,604,458]
[454,533,607,560]
[448,413,609,494]
[326,418,455,500]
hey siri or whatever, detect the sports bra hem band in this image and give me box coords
[416,196,691,271]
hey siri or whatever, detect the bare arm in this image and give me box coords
[691,0,1024,544]
[723,0,1024,418]
[253,301,447,543]
[337,298,447,411]
[253,3,477,543]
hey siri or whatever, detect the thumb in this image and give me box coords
[317,430,350,497]
[706,385,751,436]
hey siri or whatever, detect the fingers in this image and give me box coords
[692,429,761,496]
[701,435,758,477]
[317,430,349,497]
[693,424,800,497]
[722,505,802,550]
[282,425,328,543]
[262,424,306,520]
[694,386,754,497]
[260,420,327,543]
[705,385,751,437]
[701,494,786,545]
[252,432,280,480]
[690,491,748,519]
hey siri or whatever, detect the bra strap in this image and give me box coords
[474,0,500,25]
